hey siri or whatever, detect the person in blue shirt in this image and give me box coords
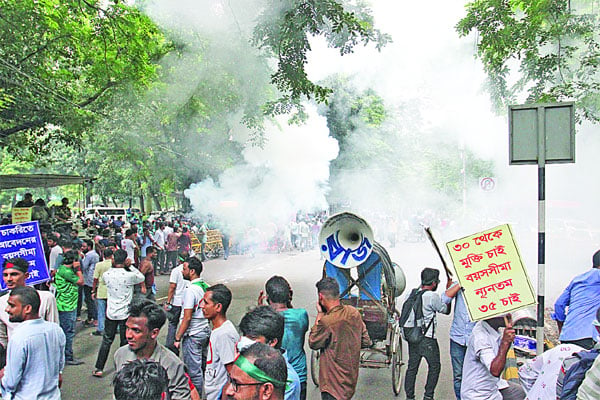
[552,249,600,350]
[259,276,309,400]
[443,283,475,399]
[238,306,301,400]
[1,286,65,400]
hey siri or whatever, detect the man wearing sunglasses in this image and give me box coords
[224,342,287,400]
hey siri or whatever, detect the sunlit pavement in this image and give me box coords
[62,242,459,400]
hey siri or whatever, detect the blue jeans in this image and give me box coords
[450,339,468,399]
[182,330,210,392]
[59,310,77,360]
[96,298,107,333]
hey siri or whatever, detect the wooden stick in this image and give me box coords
[422,225,453,280]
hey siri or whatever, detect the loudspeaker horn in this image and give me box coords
[319,212,375,269]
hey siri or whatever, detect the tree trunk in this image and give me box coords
[139,194,145,214]
[152,193,162,211]
[85,182,92,208]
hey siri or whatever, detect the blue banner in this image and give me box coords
[0,221,50,290]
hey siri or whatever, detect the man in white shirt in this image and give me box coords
[164,252,189,353]
[121,228,138,266]
[0,286,65,400]
[403,268,456,400]
[201,284,239,400]
[153,224,167,274]
[174,257,211,392]
[93,249,144,377]
[47,234,62,273]
[518,343,582,400]
[461,314,526,400]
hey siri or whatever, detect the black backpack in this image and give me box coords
[399,288,434,344]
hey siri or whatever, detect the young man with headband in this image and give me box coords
[224,342,287,400]
[238,306,301,400]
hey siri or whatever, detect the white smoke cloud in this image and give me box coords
[304,0,600,302]
[142,0,598,301]
[184,106,338,231]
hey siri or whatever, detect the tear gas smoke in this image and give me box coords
[307,0,600,303]
[144,0,599,303]
[184,107,338,234]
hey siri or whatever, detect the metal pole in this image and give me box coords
[536,107,546,355]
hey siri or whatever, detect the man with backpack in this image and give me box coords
[401,267,458,400]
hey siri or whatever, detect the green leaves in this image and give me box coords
[254,0,390,118]
[0,0,170,147]
[457,0,600,122]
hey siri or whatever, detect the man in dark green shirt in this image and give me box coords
[54,249,84,365]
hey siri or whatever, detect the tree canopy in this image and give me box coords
[457,0,600,123]
[320,75,494,214]
[0,0,170,147]
[0,0,391,208]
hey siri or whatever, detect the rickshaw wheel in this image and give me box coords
[310,350,320,387]
[391,320,403,395]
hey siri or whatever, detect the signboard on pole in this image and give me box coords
[11,207,32,224]
[0,221,50,291]
[509,102,575,165]
[446,224,536,321]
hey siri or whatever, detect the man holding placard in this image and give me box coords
[446,225,535,399]
[461,314,525,400]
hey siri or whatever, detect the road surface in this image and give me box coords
[62,242,456,399]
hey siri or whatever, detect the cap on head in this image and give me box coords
[421,268,440,286]
[3,258,29,273]
[593,250,600,267]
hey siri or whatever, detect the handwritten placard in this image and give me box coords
[11,208,32,224]
[0,221,50,290]
[446,224,536,321]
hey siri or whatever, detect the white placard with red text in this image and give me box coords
[446,224,536,321]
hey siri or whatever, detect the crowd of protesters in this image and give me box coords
[0,196,600,399]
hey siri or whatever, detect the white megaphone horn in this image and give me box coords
[318,212,374,269]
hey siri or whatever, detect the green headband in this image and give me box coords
[234,356,286,388]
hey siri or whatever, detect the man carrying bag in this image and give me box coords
[400,268,459,400]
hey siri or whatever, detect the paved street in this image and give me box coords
[62,242,456,399]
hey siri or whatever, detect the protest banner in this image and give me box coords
[11,207,32,224]
[446,224,536,321]
[0,221,50,291]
